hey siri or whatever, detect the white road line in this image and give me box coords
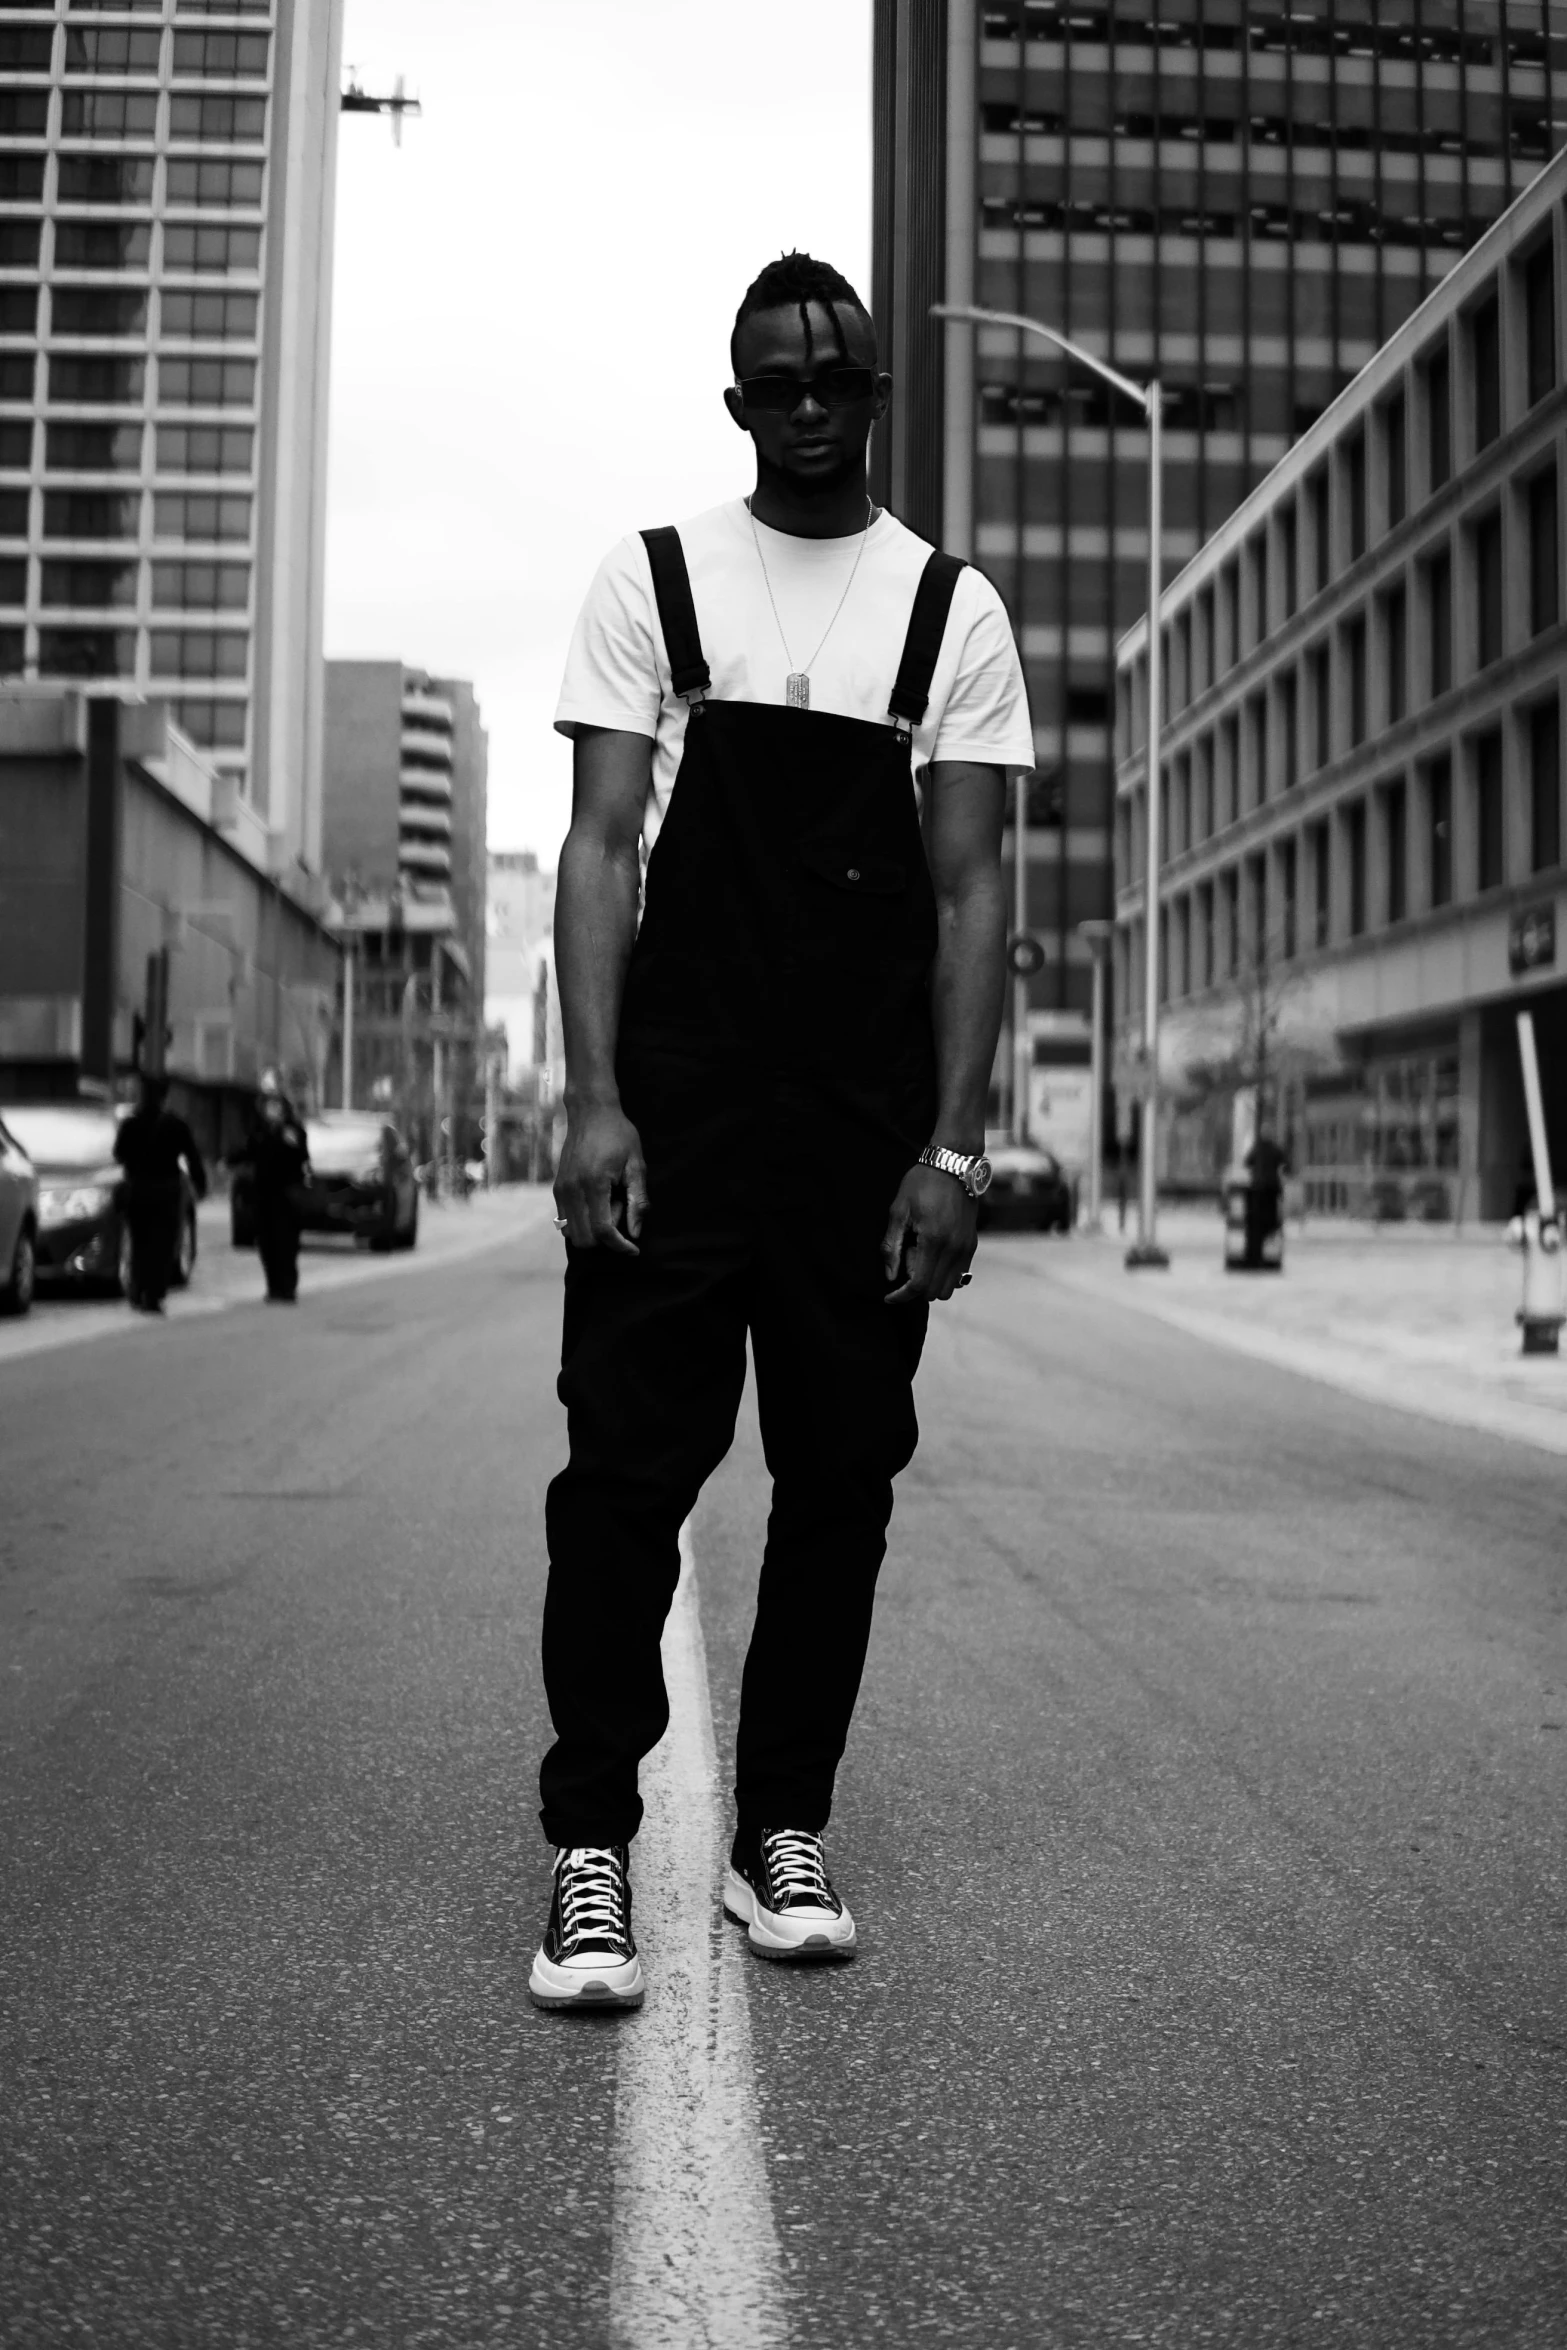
[609,1523,787,2350]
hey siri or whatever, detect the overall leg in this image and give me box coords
[540,1224,750,1847]
[735,1180,928,1833]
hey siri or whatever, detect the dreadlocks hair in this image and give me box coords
[730,251,877,374]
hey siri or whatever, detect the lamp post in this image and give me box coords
[933,301,1168,1268]
[1078,917,1112,1231]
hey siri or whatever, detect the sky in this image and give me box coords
[324,0,873,862]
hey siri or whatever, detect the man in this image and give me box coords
[531,251,1032,2013]
[113,1072,205,1314]
[231,1075,311,1303]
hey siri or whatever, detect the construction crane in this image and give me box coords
[340,71,421,146]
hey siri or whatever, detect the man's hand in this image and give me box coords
[882,1163,977,1304]
[554,1100,648,1254]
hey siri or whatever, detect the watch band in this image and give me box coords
[918,1143,981,1192]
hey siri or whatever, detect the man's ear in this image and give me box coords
[722,384,748,433]
[873,371,893,423]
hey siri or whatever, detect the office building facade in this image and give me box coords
[0,0,344,881]
[873,0,1565,1023]
[320,660,488,1139]
[1114,145,1567,1220]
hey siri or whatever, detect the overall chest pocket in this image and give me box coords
[795,846,912,949]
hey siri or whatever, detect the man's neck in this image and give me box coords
[747,464,876,540]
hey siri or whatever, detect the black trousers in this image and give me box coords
[256,1195,300,1300]
[125,1184,180,1307]
[539,1075,928,1849]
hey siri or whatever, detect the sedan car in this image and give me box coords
[0,1112,38,1315]
[3,1100,199,1296]
[233,1112,418,1252]
[976,1143,1075,1233]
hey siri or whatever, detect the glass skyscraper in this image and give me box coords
[872,0,1565,1022]
[0,0,343,881]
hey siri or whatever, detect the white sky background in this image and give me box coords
[324,0,873,860]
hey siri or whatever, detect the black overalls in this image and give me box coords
[539,527,966,1849]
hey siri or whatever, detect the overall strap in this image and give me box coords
[888,550,967,734]
[640,526,711,706]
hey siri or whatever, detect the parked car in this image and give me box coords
[233,1111,418,1252]
[0,1111,39,1315]
[976,1143,1075,1234]
[3,1101,199,1296]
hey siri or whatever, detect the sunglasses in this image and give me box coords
[733,365,878,412]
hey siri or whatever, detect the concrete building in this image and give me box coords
[320,660,488,1148]
[1113,144,1567,1220]
[0,685,339,1156]
[485,848,555,1079]
[872,0,1566,1026]
[0,0,345,883]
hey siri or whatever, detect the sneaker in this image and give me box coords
[528,1845,645,2012]
[723,1827,857,1962]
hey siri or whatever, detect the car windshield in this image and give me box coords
[306,1119,386,1172]
[3,1106,119,1169]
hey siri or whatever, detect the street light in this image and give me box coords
[932,301,1168,1268]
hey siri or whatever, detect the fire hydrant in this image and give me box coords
[1506,1209,1565,1356]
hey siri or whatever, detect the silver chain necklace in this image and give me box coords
[746,495,873,710]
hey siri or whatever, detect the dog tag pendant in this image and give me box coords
[786,671,810,710]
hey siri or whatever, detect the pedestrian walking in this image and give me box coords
[113,1072,206,1315]
[231,1076,310,1303]
[530,251,1033,2012]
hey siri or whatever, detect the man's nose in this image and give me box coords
[789,389,829,423]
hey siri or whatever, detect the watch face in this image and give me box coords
[970,1155,993,1197]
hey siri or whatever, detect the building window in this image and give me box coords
[50,288,150,340]
[148,629,248,679]
[1281,503,1298,618]
[1383,582,1407,723]
[159,291,259,340]
[1248,853,1267,965]
[0,627,22,675]
[1344,615,1367,746]
[1384,390,1407,529]
[1174,896,1190,998]
[1384,778,1408,923]
[1528,465,1559,635]
[1198,879,1215,987]
[0,421,31,470]
[0,155,44,202]
[0,557,26,606]
[1427,346,1452,490]
[1248,691,1268,806]
[1173,752,1190,852]
[1197,584,1215,691]
[1174,610,1191,711]
[1250,532,1267,646]
[152,490,250,540]
[1426,548,1452,696]
[150,559,249,610]
[1310,818,1330,947]
[162,225,263,277]
[170,31,271,78]
[59,91,160,140]
[1525,242,1556,409]
[1220,711,1239,827]
[157,357,256,406]
[1474,730,1505,890]
[155,423,254,475]
[43,490,138,540]
[1531,699,1562,871]
[1427,756,1453,907]
[55,155,155,207]
[1346,800,1367,936]
[1473,512,1503,669]
[36,627,136,677]
[1312,643,1331,768]
[45,421,141,471]
[1220,558,1239,671]
[165,158,266,208]
[1280,836,1298,960]
[1280,669,1298,790]
[40,558,137,609]
[1345,429,1367,562]
[62,26,163,73]
[1471,294,1501,452]
[48,355,146,406]
[0,491,30,536]
[53,221,152,271]
[1222,867,1240,977]
[167,95,268,144]
[0,92,48,139]
[1195,733,1213,840]
[0,24,55,71]
[1311,466,1330,594]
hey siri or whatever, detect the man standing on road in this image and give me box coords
[530,252,1032,2013]
[231,1077,311,1304]
[113,1073,205,1315]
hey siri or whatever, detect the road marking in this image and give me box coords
[609,1523,787,2350]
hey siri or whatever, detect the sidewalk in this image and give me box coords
[1015,1206,1567,1458]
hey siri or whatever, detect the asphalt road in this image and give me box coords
[1,1212,1564,2347]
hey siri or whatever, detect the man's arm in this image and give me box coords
[883,760,1009,1305]
[552,725,655,1253]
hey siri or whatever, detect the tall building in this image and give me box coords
[485,847,555,1079]
[1113,145,1567,1219]
[0,0,345,883]
[872,0,1566,1023]
[320,659,488,1140]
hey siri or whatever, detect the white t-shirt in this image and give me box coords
[555,499,1035,849]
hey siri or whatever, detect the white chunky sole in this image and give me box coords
[528,1948,645,2012]
[723,1867,857,1962]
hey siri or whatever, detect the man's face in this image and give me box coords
[725,300,891,491]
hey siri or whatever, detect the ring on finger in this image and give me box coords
[955,1271,973,1288]
[552,1216,568,1232]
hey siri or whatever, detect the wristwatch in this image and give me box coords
[917,1143,993,1198]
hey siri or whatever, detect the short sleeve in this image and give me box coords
[554,537,663,741]
[929,568,1035,770]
